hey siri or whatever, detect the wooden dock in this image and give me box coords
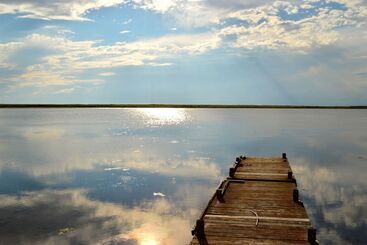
[190,153,318,244]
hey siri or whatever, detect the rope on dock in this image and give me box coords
[248,209,259,226]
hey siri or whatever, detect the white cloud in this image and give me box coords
[98,72,115,76]
[122,18,132,25]
[120,30,131,34]
[0,0,278,23]
[0,0,128,21]
[53,87,76,94]
[9,67,101,88]
[147,62,174,66]
[0,32,220,88]
[135,0,178,12]
[132,0,278,27]
[0,41,22,69]
[130,0,367,52]
[116,0,367,58]
[218,1,367,50]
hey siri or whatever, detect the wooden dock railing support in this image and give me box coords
[215,189,224,203]
[229,167,235,178]
[293,189,299,202]
[215,179,245,203]
[229,155,246,178]
[288,171,293,179]
[192,219,208,245]
[308,227,319,245]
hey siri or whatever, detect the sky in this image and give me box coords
[0,0,366,105]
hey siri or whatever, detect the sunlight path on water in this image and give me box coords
[136,108,188,126]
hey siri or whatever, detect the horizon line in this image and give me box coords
[0,104,366,109]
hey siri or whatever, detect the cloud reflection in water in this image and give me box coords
[294,159,367,244]
[0,184,212,245]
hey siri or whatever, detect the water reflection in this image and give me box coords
[0,109,366,244]
[0,186,209,244]
[136,108,188,126]
[293,160,367,244]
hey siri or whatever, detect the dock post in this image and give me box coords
[193,219,208,245]
[288,171,293,180]
[229,156,245,178]
[308,227,319,245]
[229,167,235,178]
[216,189,224,203]
[293,189,299,202]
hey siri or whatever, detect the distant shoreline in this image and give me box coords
[0,104,366,109]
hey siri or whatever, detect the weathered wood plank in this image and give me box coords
[206,207,308,219]
[191,236,310,245]
[233,156,292,181]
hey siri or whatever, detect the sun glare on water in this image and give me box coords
[137,108,188,126]
[140,238,159,245]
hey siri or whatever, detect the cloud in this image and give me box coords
[132,0,278,27]
[146,62,174,66]
[134,0,179,13]
[0,0,128,21]
[98,72,116,76]
[9,68,101,88]
[0,0,272,23]
[131,0,367,52]
[0,0,277,23]
[0,32,220,88]
[122,18,132,25]
[218,1,366,50]
[120,30,131,34]
[0,41,23,69]
[53,87,76,94]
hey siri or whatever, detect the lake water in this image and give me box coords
[0,108,366,244]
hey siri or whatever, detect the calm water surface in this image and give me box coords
[0,109,366,244]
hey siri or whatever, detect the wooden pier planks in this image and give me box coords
[230,156,292,182]
[190,153,318,245]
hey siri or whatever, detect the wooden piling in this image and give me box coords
[190,154,318,244]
